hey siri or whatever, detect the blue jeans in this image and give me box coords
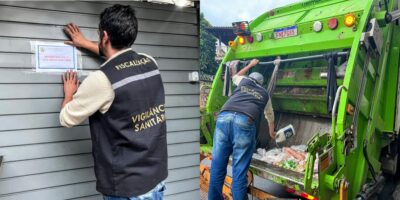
[103,182,165,200]
[208,111,256,200]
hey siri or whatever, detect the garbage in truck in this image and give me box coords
[253,145,318,173]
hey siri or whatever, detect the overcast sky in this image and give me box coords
[200,0,301,26]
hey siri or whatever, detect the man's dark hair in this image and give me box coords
[99,4,138,49]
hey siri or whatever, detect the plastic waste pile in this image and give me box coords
[253,145,317,173]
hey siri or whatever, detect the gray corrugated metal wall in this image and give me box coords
[0,1,200,199]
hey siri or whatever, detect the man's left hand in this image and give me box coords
[62,70,79,108]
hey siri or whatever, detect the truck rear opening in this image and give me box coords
[251,113,331,194]
[223,51,348,196]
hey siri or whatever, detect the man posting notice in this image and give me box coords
[60,4,167,200]
[208,59,276,200]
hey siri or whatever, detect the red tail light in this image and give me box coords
[286,187,318,200]
[300,192,318,200]
[328,18,338,30]
[247,35,254,43]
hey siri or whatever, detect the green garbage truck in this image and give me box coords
[201,0,400,199]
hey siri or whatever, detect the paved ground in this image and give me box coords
[200,179,400,200]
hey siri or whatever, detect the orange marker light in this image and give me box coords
[228,41,237,49]
[238,36,246,45]
[344,14,356,27]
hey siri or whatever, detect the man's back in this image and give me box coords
[89,50,168,197]
[221,76,269,123]
[60,4,168,199]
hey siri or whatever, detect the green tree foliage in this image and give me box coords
[200,13,218,75]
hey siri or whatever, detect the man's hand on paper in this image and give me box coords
[62,70,79,108]
[64,23,89,48]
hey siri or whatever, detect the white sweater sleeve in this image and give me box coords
[59,71,115,128]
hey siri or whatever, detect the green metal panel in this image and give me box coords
[382,44,400,132]
[326,0,399,199]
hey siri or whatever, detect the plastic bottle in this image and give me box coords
[275,124,295,143]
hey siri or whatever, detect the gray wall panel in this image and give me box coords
[0,110,198,131]
[0,168,96,195]
[0,37,198,59]
[0,153,198,180]
[0,166,197,195]
[0,22,198,47]
[165,189,200,200]
[0,17,197,37]
[0,127,198,147]
[0,83,199,99]
[0,1,196,17]
[0,95,199,115]
[0,154,95,179]
[0,140,199,163]
[165,178,199,196]
[0,5,197,27]
[0,140,93,162]
[166,118,199,132]
[0,181,98,200]
[0,1,199,199]
[0,126,91,147]
[168,154,199,169]
[0,153,199,180]
[0,53,199,70]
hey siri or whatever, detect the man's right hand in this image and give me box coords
[249,59,259,67]
[64,23,89,48]
[236,59,260,76]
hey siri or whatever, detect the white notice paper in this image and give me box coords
[34,42,79,72]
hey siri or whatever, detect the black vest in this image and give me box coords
[89,50,168,197]
[221,77,269,122]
